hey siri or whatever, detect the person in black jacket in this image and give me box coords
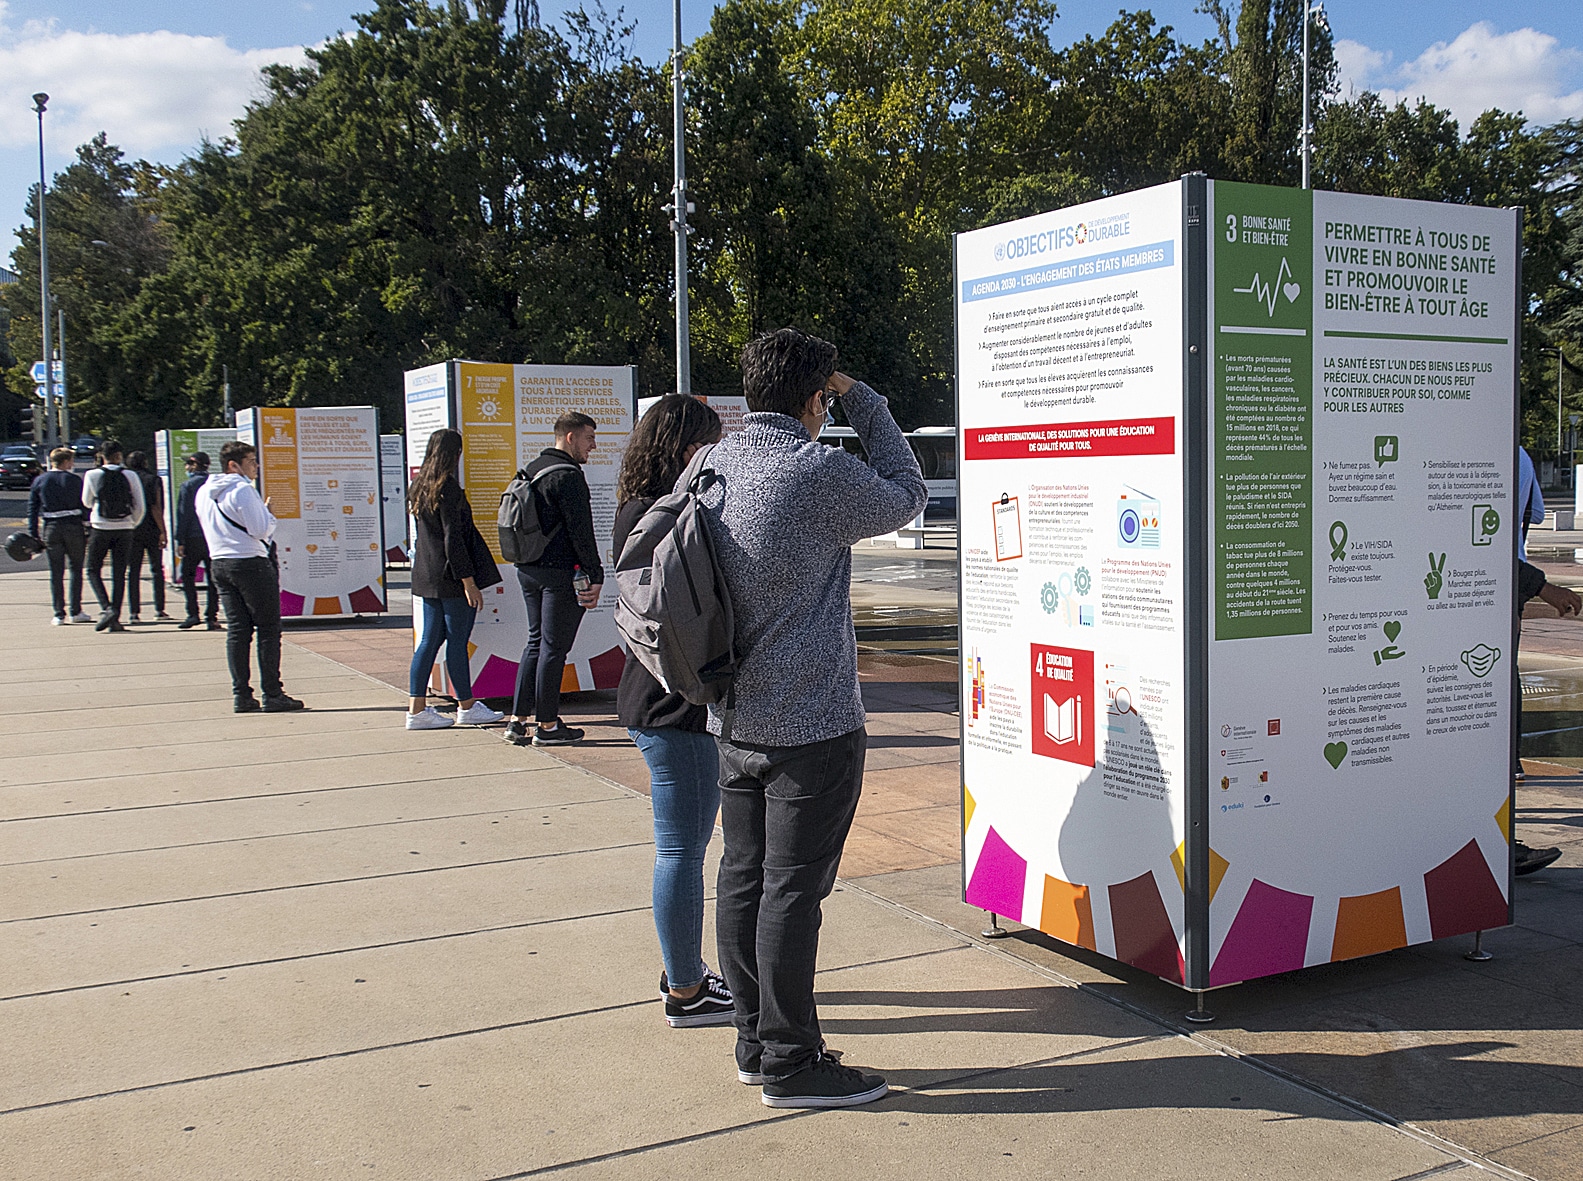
[175,452,221,630]
[407,428,506,730]
[124,451,169,622]
[503,411,603,747]
[614,395,732,1028]
[28,447,90,624]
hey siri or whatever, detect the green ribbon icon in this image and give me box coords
[1329,520,1348,561]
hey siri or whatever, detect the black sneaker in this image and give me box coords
[502,720,531,746]
[94,612,114,632]
[262,694,305,712]
[761,1051,887,1109]
[739,1041,839,1085]
[207,621,224,632]
[1515,840,1562,876]
[178,617,201,630]
[234,694,261,713]
[664,971,735,1028]
[532,722,585,746]
[155,611,172,620]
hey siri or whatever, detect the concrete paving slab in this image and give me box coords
[0,798,661,922]
[10,685,406,734]
[0,773,621,863]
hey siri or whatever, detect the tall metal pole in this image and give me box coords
[33,93,56,449]
[57,305,69,443]
[223,364,233,427]
[1558,349,1565,456]
[1301,8,1311,189]
[670,0,692,395]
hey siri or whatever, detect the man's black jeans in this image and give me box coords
[128,532,166,616]
[715,726,867,1080]
[86,528,134,622]
[42,518,85,619]
[180,540,219,623]
[511,565,585,722]
[211,556,283,700]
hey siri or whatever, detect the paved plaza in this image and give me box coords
[1,550,1581,1178]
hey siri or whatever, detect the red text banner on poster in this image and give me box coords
[964,417,1175,461]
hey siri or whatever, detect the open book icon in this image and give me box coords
[1044,693,1082,746]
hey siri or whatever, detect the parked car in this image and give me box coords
[0,444,42,489]
[72,436,98,459]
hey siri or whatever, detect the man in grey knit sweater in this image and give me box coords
[700,328,927,1108]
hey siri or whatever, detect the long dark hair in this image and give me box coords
[617,396,723,504]
[408,428,462,516]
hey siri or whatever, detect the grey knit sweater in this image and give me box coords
[699,381,928,746]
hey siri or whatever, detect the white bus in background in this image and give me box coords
[820,425,957,522]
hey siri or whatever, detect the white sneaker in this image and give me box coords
[458,701,505,725]
[52,616,66,626]
[405,707,456,730]
[72,612,92,623]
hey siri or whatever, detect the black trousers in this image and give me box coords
[211,556,283,699]
[180,540,219,622]
[42,518,86,618]
[86,528,134,621]
[127,532,166,615]
[511,565,585,722]
[715,726,867,1079]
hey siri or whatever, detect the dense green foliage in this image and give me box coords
[2,0,1581,452]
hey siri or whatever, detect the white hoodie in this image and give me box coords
[195,471,277,560]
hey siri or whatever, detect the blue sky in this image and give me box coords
[3,0,1581,265]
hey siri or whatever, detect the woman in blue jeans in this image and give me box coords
[614,395,732,1027]
[406,429,505,730]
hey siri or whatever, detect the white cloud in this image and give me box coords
[1335,22,1583,130]
[0,1,308,158]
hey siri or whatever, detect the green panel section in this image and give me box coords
[1213,182,1314,639]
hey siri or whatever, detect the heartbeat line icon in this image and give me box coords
[1232,257,1300,317]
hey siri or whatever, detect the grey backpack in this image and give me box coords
[497,463,576,564]
[613,445,739,718]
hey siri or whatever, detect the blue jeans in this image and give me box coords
[630,727,721,991]
[411,596,477,698]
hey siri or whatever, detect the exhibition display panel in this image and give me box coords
[956,177,1520,991]
[380,433,409,564]
[236,406,388,618]
[402,361,637,698]
[154,427,238,577]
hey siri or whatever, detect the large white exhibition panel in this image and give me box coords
[154,427,238,576]
[956,179,1518,990]
[403,361,636,698]
[379,433,409,563]
[236,406,388,618]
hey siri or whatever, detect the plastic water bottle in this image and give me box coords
[573,565,592,599]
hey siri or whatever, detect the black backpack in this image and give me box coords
[96,468,134,521]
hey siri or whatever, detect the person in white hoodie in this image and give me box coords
[195,440,304,714]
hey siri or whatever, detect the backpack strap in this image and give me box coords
[676,443,719,496]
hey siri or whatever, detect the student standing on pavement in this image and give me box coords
[175,452,222,631]
[503,411,603,748]
[28,447,91,625]
[1513,446,1574,875]
[701,329,926,1109]
[406,428,506,731]
[123,451,170,623]
[614,395,734,1029]
[196,440,304,714]
[81,439,146,633]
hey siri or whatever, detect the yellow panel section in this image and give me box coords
[1168,843,1229,902]
[1495,798,1511,844]
[1039,876,1095,950]
[963,787,977,832]
[560,664,581,692]
[467,641,478,660]
[1331,886,1408,962]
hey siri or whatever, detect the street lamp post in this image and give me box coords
[667,0,694,395]
[32,92,56,449]
[1301,2,1325,190]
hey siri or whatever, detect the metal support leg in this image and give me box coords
[1185,992,1215,1024]
[1464,930,1493,962]
[981,911,1008,939]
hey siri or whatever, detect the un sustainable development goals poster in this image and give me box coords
[956,181,1191,983]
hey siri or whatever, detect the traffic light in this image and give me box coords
[19,402,38,444]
